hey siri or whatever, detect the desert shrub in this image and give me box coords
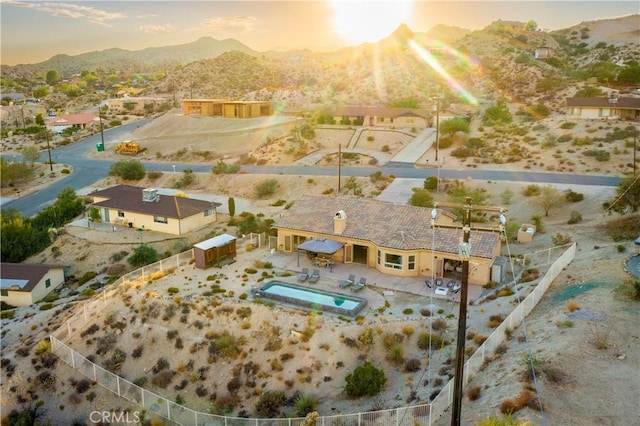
[75,378,92,394]
[551,233,572,246]
[420,309,432,317]
[488,315,503,328]
[254,178,279,198]
[568,211,582,224]
[565,189,584,202]
[583,149,610,161]
[559,122,577,129]
[344,361,387,398]
[147,170,163,180]
[431,318,448,331]
[151,370,174,389]
[109,160,146,180]
[522,185,540,196]
[473,334,488,345]
[566,301,580,312]
[521,268,540,282]
[404,358,422,373]
[80,323,100,338]
[294,393,318,416]
[402,308,413,315]
[417,332,448,350]
[128,245,158,267]
[255,390,286,417]
[132,345,144,358]
[467,385,482,401]
[133,376,147,387]
[212,160,240,174]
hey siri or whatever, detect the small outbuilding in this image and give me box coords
[194,234,237,269]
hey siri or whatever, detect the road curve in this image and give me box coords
[1,119,623,217]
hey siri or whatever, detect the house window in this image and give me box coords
[377,250,381,265]
[1,289,7,296]
[117,211,125,218]
[384,253,403,270]
[293,235,306,249]
[45,279,51,288]
[408,255,416,270]
[204,209,213,217]
[154,216,168,224]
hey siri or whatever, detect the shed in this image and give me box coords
[194,234,237,269]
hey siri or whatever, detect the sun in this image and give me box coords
[329,0,413,44]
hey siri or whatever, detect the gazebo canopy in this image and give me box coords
[298,238,344,254]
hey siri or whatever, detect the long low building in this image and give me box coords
[272,196,502,285]
[182,99,272,118]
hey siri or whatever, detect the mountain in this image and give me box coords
[2,36,259,78]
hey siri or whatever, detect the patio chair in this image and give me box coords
[298,268,309,282]
[425,278,434,288]
[310,269,320,283]
[351,277,367,292]
[339,274,356,288]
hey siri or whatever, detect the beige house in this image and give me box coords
[182,99,272,118]
[105,97,168,115]
[0,263,66,307]
[566,96,640,120]
[272,196,502,285]
[90,185,221,236]
[332,107,430,128]
[46,113,100,133]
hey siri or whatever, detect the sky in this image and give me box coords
[1,0,638,66]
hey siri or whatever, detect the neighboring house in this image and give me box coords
[566,96,640,120]
[90,185,221,236]
[0,263,66,307]
[433,107,471,127]
[332,107,430,128]
[46,113,100,133]
[272,196,502,285]
[106,96,167,114]
[182,99,272,118]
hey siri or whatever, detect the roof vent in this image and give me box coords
[142,188,158,202]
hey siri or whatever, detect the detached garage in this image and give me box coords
[194,234,237,269]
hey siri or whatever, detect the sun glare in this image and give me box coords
[330,1,413,44]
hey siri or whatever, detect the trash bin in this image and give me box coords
[96,143,104,152]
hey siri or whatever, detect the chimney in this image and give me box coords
[334,210,347,234]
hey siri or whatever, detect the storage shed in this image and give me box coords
[194,234,237,269]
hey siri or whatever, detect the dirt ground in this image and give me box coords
[1,115,639,425]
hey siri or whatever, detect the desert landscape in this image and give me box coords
[1,109,639,426]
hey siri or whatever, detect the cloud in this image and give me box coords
[3,0,125,26]
[139,24,176,34]
[201,16,258,33]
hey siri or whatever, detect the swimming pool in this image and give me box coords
[254,280,367,317]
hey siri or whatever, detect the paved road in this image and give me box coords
[0,119,623,217]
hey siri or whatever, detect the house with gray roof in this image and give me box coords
[90,185,221,236]
[566,96,640,120]
[1,263,66,307]
[272,196,502,285]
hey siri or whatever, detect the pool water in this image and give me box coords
[255,280,367,316]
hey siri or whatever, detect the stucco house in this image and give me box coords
[566,96,640,121]
[90,185,221,236]
[272,196,502,285]
[46,113,101,133]
[332,107,430,128]
[0,263,66,307]
[182,99,272,118]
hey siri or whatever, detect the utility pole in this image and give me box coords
[434,97,440,162]
[634,126,639,176]
[433,197,507,426]
[45,129,53,172]
[338,143,342,193]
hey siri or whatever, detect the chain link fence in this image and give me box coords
[50,244,576,425]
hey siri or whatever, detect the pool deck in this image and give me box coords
[264,251,484,305]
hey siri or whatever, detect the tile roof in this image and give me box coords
[0,263,65,293]
[46,113,100,126]
[91,185,221,219]
[273,196,499,258]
